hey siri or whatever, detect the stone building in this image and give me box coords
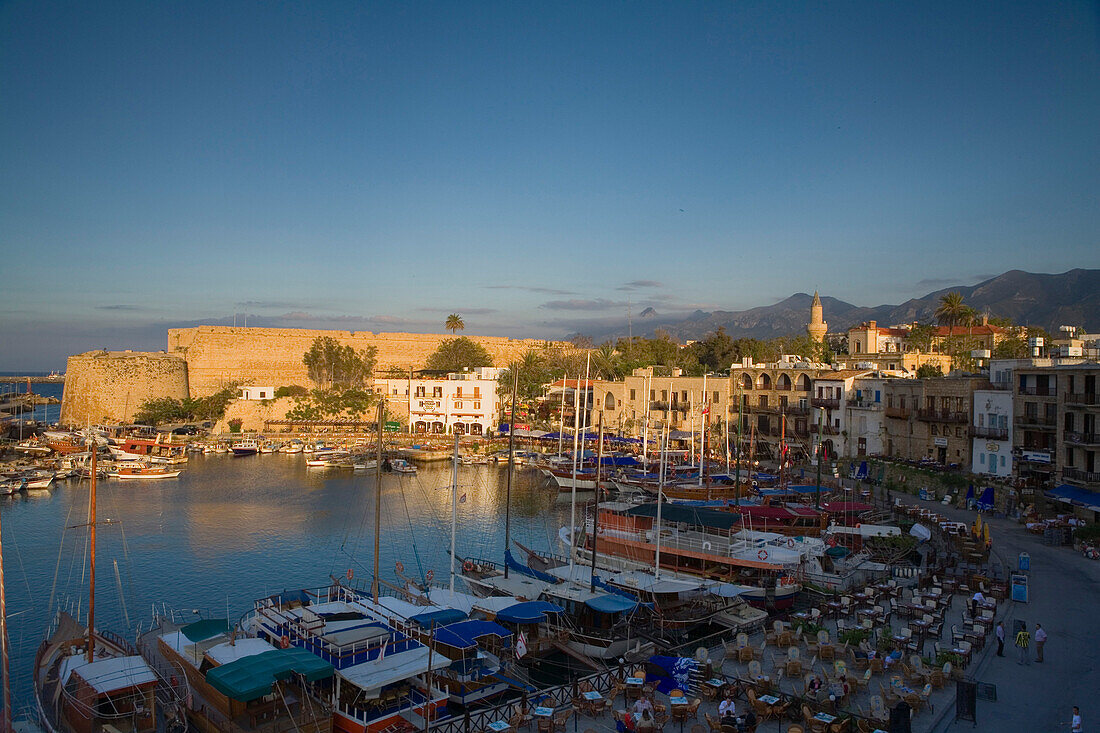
[60,351,189,426]
[971,389,1013,478]
[882,376,988,467]
[376,367,505,435]
[806,291,828,342]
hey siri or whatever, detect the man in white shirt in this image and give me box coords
[633,697,653,717]
[718,694,737,720]
[1071,705,1082,732]
[970,590,985,619]
[1035,623,1047,662]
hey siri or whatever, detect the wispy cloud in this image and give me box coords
[615,280,662,291]
[414,307,497,315]
[485,285,576,295]
[540,298,628,311]
[235,300,303,309]
[96,305,144,311]
[913,278,957,290]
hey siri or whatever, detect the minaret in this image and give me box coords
[807,291,827,342]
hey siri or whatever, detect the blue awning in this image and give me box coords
[434,620,512,649]
[1046,484,1100,512]
[495,601,564,624]
[585,594,638,614]
[408,608,468,627]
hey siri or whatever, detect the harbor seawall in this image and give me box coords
[60,351,189,426]
[168,326,563,396]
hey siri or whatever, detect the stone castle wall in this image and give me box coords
[60,351,189,426]
[169,326,566,396]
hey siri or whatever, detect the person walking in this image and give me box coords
[1015,625,1031,665]
[996,621,1006,656]
[1035,623,1047,663]
[1070,705,1082,732]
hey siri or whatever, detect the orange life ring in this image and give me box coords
[758,549,769,561]
[463,560,475,572]
[426,569,434,582]
[280,635,290,649]
[786,538,795,548]
[346,568,354,581]
[395,561,405,574]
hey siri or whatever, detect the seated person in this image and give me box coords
[632,697,654,717]
[718,694,737,723]
[884,649,903,668]
[738,709,757,732]
[636,709,656,733]
[806,674,824,699]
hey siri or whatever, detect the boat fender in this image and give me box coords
[758,549,769,561]
[280,635,290,649]
[702,541,712,551]
[395,561,404,574]
[787,538,795,548]
[475,564,483,573]
[463,560,475,572]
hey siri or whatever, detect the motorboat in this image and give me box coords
[230,439,259,456]
[107,462,182,480]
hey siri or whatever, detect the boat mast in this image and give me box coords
[780,411,787,488]
[449,431,458,593]
[654,419,669,581]
[641,374,649,467]
[698,374,706,486]
[87,442,97,662]
[735,381,744,507]
[569,353,590,570]
[0,455,11,733]
[557,376,566,459]
[589,413,603,592]
[373,398,384,603]
[503,367,518,579]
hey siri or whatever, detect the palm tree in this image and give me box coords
[445,314,465,334]
[934,292,969,328]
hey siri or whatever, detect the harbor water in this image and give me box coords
[0,452,574,710]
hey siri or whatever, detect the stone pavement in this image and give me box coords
[888,492,1100,732]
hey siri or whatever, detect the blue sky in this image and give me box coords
[2,1,1098,369]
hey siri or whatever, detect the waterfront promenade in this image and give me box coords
[891,492,1100,732]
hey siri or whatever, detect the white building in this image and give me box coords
[846,375,890,457]
[811,370,872,457]
[971,389,1013,477]
[376,367,505,436]
[238,386,275,400]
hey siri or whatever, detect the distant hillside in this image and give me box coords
[580,269,1100,342]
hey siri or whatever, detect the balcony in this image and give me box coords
[1017,415,1056,429]
[1065,432,1100,446]
[848,400,883,411]
[1066,393,1099,406]
[916,409,968,423]
[885,407,910,419]
[811,397,840,410]
[650,401,669,411]
[1019,386,1056,397]
[1063,467,1100,485]
[784,405,810,416]
[970,426,1009,440]
[809,424,840,435]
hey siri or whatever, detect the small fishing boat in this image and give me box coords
[230,439,259,456]
[108,462,182,480]
[388,458,417,474]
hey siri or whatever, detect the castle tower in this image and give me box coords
[807,291,828,342]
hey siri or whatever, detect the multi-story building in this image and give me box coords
[845,374,902,457]
[811,370,872,457]
[882,377,987,467]
[970,389,1013,477]
[376,366,504,435]
[1011,361,1100,517]
[729,358,819,460]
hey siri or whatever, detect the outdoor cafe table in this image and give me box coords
[625,677,644,701]
[486,721,511,733]
[532,707,554,719]
[813,712,837,724]
[583,692,603,701]
[758,695,780,706]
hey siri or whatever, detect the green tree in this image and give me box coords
[425,337,492,372]
[274,385,308,398]
[445,314,465,334]
[934,292,970,327]
[133,397,187,426]
[303,336,377,388]
[905,323,936,353]
[916,363,944,379]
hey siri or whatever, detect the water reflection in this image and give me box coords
[0,453,571,706]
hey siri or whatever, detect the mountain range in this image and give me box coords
[581,269,1100,342]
